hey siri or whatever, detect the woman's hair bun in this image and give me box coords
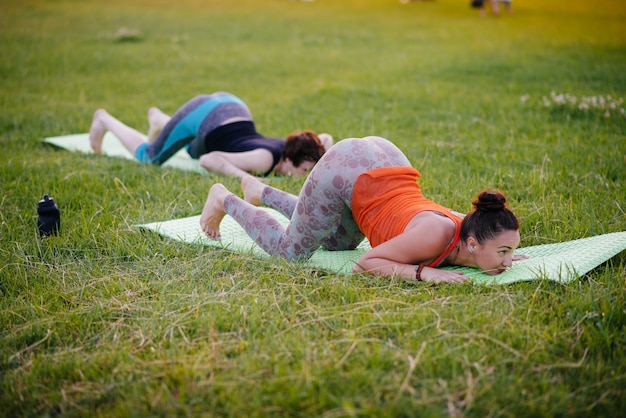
[473,191,507,212]
[460,190,519,243]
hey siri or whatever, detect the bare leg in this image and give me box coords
[489,0,500,15]
[199,183,232,240]
[89,109,147,155]
[147,107,171,143]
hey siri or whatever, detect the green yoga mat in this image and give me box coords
[43,133,207,175]
[135,208,626,285]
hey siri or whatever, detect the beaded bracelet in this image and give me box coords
[415,264,425,281]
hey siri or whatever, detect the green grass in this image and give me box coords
[1,0,625,416]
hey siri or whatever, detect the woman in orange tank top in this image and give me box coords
[200,136,525,284]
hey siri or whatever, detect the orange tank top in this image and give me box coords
[351,166,463,267]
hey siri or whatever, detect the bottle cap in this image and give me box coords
[39,194,56,207]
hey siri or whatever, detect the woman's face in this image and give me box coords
[472,229,521,275]
[278,159,315,177]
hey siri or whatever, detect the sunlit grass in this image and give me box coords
[1,0,625,416]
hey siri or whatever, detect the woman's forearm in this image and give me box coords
[199,154,251,179]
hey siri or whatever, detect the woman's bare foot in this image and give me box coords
[147,107,168,142]
[241,175,266,206]
[199,183,232,240]
[89,109,109,153]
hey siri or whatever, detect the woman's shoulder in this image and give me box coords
[406,211,458,240]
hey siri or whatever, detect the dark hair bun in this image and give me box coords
[473,191,507,212]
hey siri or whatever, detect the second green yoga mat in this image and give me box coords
[43,133,207,174]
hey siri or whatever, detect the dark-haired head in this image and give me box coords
[460,191,520,244]
[281,130,326,167]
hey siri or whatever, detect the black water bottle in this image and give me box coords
[37,194,60,236]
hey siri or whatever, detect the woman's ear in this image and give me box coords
[466,236,478,254]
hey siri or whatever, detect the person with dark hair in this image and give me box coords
[199,136,525,284]
[89,92,333,179]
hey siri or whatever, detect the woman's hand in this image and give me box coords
[420,266,472,284]
[318,133,334,151]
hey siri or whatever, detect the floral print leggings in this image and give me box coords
[223,136,411,260]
